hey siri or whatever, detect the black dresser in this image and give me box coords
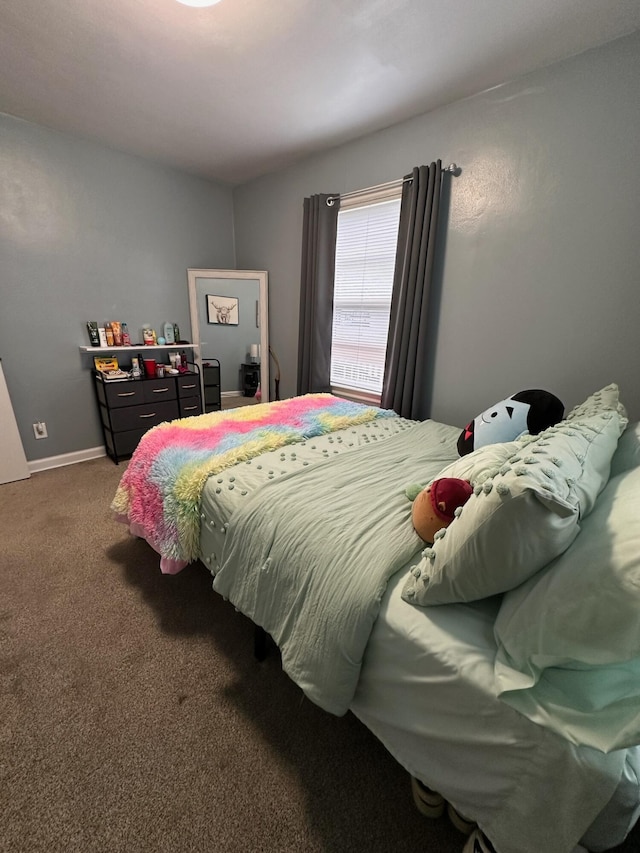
[94,370,202,463]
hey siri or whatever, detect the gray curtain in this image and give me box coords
[381,161,442,419]
[297,194,339,394]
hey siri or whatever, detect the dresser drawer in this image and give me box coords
[102,381,145,408]
[176,375,200,398]
[179,396,201,417]
[204,386,221,408]
[109,400,179,432]
[143,378,177,403]
[105,427,148,459]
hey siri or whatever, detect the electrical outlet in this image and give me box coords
[33,422,48,439]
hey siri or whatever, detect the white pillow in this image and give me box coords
[402,402,627,606]
[610,421,640,478]
[494,464,640,752]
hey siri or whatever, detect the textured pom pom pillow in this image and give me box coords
[565,382,627,422]
[402,385,627,606]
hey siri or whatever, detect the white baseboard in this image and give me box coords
[221,390,243,398]
[28,446,106,474]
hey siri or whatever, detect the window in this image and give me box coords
[330,188,401,402]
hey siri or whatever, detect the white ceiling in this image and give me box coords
[1,0,640,186]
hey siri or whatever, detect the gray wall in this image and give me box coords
[233,30,640,425]
[0,114,235,460]
[3,29,639,466]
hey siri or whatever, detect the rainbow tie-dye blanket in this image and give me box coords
[111,393,396,566]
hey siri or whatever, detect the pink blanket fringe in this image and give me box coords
[122,517,189,575]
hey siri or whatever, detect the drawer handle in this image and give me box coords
[139,412,156,418]
[117,391,136,397]
[152,388,169,393]
[183,405,198,411]
[181,383,196,389]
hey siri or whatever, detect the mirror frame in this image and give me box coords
[187,268,269,404]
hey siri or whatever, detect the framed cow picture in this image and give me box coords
[207,294,239,325]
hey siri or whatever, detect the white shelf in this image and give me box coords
[79,344,198,353]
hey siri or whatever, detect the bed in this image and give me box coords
[112,387,640,853]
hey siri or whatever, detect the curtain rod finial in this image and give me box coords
[444,163,460,175]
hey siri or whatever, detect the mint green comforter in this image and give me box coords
[212,419,459,715]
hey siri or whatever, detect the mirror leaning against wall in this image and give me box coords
[187,269,269,411]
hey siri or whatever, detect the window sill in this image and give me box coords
[331,385,382,407]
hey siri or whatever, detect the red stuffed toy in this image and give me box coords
[411,477,473,543]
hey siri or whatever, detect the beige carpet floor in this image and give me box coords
[1,457,638,853]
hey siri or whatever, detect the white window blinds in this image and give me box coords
[330,196,401,396]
